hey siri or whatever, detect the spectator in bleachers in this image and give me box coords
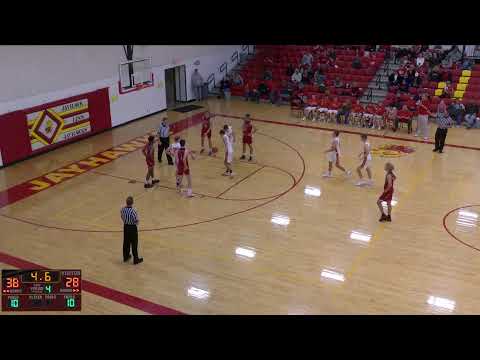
[270,83,280,106]
[461,58,474,71]
[405,69,415,88]
[351,82,361,98]
[232,72,244,86]
[393,93,403,109]
[313,69,325,87]
[257,81,269,102]
[301,68,309,84]
[413,72,422,88]
[336,100,352,125]
[263,68,273,81]
[286,63,295,77]
[291,68,302,85]
[328,49,336,61]
[352,56,362,69]
[334,76,344,88]
[416,53,425,67]
[388,72,398,87]
[219,77,231,99]
[464,103,479,129]
[301,52,314,67]
[440,81,452,98]
[244,82,259,102]
[399,79,409,93]
[429,65,441,81]
[447,99,465,127]
[315,80,326,93]
[279,80,292,103]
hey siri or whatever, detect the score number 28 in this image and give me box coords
[65,277,80,288]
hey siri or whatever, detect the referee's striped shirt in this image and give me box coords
[121,206,139,225]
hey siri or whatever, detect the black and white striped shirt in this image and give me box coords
[121,206,139,225]
[158,123,170,138]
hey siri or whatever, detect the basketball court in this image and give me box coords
[1,97,479,314]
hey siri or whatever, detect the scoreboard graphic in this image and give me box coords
[2,269,81,311]
[27,98,91,152]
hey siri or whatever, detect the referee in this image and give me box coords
[120,196,143,265]
[433,103,453,154]
[158,117,173,165]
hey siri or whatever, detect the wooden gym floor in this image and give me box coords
[1,98,480,315]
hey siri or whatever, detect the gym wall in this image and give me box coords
[0,45,245,166]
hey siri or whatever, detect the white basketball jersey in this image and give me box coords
[365,142,372,161]
[332,137,340,155]
[223,134,233,153]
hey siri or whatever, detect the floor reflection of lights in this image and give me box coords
[271,214,290,227]
[455,209,478,233]
[350,230,372,243]
[235,246,256,259]
[321,269,345,282]
[187,286,210,300]
[304,186,321,197]
[427,296,456,311]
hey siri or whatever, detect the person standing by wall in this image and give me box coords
[157,117,173,165]
[433,102,453,154]
[191,69,204,101]
[120,196,143,265]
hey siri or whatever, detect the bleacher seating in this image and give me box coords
[230,45,386,103]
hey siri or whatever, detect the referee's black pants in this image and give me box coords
[434,128,448,152]
[123,224,139,261]
[158,137,173,164]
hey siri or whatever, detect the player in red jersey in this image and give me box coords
[142,135,160,188]
[240,114,257,161]
[377,162,396,222]
[175,139,196,197]
[200,111,213,155]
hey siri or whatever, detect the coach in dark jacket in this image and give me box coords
[120,196,143,265]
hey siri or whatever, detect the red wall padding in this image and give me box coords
[0,88,111,166]
[0,111,31,165]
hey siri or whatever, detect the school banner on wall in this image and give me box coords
[27,98,91,152]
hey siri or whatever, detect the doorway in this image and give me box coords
[165,65,187,109]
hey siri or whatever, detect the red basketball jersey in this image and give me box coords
[176,148,189,174]
[243,122,253,137]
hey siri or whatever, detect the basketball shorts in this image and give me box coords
[243,135,252,145]
[225,151,233,164]
[359,159,372,169]
[327,152,338,163]
[202,129,212,139]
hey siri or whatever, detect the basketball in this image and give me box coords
[211,146,218,154]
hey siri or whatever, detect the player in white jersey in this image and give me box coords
[323,130,351,178]
[355,134,373,186]
[223,124,235,145]
[220,128,234,176]
[166,136,182,165]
